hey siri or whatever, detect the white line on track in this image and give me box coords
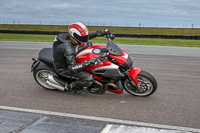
[0,105,199,133]
[100,124,113,133]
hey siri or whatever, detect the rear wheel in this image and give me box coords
[33,62,57,90]
[124,71,157,97]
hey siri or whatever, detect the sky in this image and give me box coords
[0,0,200,28]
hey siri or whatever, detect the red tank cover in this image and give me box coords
[76,46,129,72]
[76,46,111,72]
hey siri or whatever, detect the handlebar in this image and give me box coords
[106,33,115,40]
[98,48,109,59]
[98,51,109,61]
[96,51,109,68]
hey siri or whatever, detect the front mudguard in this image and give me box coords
[128,68,142,85]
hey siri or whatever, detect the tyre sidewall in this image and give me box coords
[33,62,57,89]
[124,70,157,97]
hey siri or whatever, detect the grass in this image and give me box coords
[1,24,200,47]
[1,24,200,36]
[91,37,200,47]
[0,33,55,42]
[1,33,200,47]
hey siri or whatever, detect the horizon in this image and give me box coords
[1,0,200,28]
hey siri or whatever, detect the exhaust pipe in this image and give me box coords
[47,75,60,85]
[94,80,105,94]
[104,83,118,90]
[46,80,65,91]
[46,75,65,91]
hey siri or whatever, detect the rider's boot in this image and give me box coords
[65,82,82,94]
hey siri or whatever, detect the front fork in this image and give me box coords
[124,67,142,89]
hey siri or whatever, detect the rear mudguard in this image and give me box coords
[128,68,142,85]
[31,58,40,72]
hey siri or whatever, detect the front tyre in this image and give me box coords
[124,71,157,97]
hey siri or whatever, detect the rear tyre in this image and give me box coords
[33,62,57,90]
[124,71,157,97]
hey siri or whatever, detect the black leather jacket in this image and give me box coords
[53,32,98,76]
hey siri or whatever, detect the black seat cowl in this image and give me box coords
[38,48,53,65]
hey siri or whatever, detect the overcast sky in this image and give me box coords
[1,0,200,28]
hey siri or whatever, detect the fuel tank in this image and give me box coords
[76,45,132,72]
[76,46,111,72]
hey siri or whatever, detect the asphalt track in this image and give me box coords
[0,41,200,132]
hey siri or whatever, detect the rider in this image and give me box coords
[53,22,110,93]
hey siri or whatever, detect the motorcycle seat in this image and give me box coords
[38,48,53,65]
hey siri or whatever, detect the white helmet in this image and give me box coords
[68,22,89,46]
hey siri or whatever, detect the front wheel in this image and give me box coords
[124,71,157,97]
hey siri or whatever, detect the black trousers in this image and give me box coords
[63,71,94,90]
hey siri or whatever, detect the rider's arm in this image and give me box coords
[64,49,91,75]
[89,29,110,40]
[88,32,99,40]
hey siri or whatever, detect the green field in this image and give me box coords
[1,33,200,47]
[1,24,200,35]
[0,24,200,47]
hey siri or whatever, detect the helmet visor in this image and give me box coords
[74,33,89,43]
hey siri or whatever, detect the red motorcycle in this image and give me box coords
[31,34,157,97]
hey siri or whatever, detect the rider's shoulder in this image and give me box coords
[53,33,71,50]
[55,32,70,43]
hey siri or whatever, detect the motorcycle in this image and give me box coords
[31,34,157,97]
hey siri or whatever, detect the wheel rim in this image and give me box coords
[36,70,57,89]
[124,76,153,96]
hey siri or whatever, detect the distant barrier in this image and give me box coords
[114,34,200,40]
[1,30,200,40]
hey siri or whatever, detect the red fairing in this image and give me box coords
[76,46,130,73]
[76,46,104,63]
[128,68,142,85]
[107,89,123,94]
[109,49,128,65]
[76,46,112,72]
[76,46,128,65]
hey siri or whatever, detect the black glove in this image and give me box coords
[96,29,110,36]
[89,58,101,65]
[83,58,101,66]
[107,33,115,40]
